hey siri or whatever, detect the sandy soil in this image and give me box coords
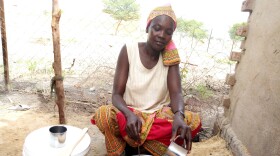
[0,92,232,156]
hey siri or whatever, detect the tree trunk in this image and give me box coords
[115,20,122,35]
[191,28,196,49]
[206,29,213,53]
[0,0,10,91]
[231,40,235,52]
[51,0,66,124]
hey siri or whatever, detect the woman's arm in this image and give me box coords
[112,44,131,116]
[168,64,184,114]
[167,64,192,153]
[112,44,142,142]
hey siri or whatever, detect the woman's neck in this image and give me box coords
[144,42,160,61]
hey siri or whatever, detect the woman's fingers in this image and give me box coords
[137,119,142,134]
[126,124,133,139]
[172,115,192,153]
[171,125,178,141]
[180,127,186,139]
[132,123,140,141]
[137,120,142,142]
[128,125,137,140]
[186,126,192,152]
[126,117,142,142]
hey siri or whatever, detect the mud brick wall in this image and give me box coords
[221,0,280,156]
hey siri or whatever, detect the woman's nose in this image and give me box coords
[158,30,166,38]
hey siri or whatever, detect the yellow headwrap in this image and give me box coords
[147,4,177,30]
[146,4,180,66]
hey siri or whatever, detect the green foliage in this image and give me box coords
[180,61,189,80]
[43,10,51,16]
[34,37,50,45]
[27,60,38,73]
[66,38,78,44]
[63,69,74,75]
[26,59,53,75]
[180,67,188,80]
[45,66,54,74]
[228,22,246,42]
[102,0,140,21]
[102,0,140,35]
[215,58,235,65]
[195,83,213,99]
[177,18,208,42]
[179,62,190,97]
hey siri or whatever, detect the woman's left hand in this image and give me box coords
[171,114,192,153]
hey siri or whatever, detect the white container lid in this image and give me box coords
[23,125,91,156]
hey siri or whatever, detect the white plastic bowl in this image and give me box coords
[22,125,90,156]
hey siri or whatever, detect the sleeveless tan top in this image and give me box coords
[123,42,170,113]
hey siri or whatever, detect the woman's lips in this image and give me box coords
[156,41,165,46]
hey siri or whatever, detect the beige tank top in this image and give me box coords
[123,42,170,113]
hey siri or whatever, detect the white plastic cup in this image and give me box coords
[49,125,67,148]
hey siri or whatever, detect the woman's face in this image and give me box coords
[147,15,175,52]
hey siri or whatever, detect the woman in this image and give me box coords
[91,4,201,156]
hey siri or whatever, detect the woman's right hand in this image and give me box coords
[125,112,142,143]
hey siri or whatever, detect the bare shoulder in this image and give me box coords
[138,42,145,52]
[116,44,129,68]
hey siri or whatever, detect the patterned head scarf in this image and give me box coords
[146,4,180,66]
[146,4,177,30]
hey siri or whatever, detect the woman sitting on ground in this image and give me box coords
[91,4,201,156]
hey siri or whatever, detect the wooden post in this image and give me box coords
[0,0,10,91]
[52,0,66,124]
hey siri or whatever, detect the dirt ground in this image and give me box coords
[0,91,232,156]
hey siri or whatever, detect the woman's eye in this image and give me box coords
[153,26,160,31]
[166,30,173,35]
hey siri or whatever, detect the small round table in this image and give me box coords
[23,125,91,156]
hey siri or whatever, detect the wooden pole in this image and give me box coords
[0,0,10,91]
[51,0,66,124]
